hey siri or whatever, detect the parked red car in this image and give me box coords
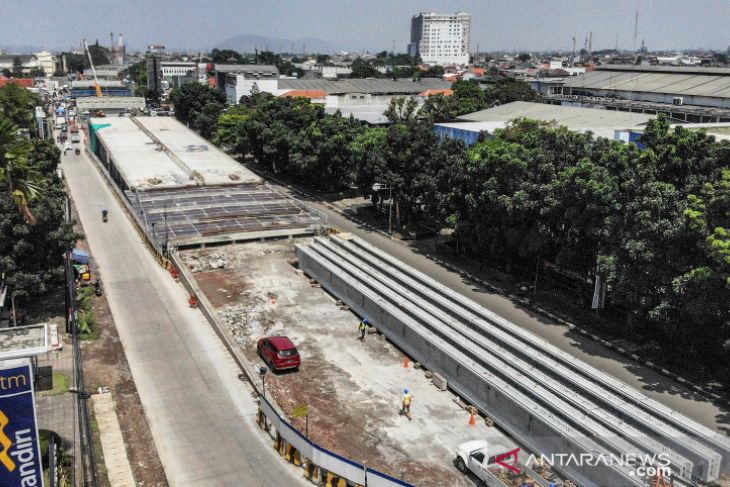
[257,336,301,372]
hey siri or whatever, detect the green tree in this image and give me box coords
[87,41,110,66]
[128,60,147,86]
[12,57,24,77]
[451,79,487,115]
[62,53,86,73]
[0,119,43,224]
[383,97,418,123]
[350,58,381,78]
[169,82,227,138]
[0,84,42,130]
[483,77,543,107]
[210,48,246,64]
[419,93,459,122]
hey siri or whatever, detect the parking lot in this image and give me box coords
[180,239,528,487]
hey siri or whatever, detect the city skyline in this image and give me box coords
[3,0,730,54]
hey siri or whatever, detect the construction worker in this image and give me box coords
[402,388,412,419]
[358,318,368,341]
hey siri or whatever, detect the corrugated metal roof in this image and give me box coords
[214,64,279,74]
[565,69,730,98]
[457,101,653,128]
[278,78,451,95]
[596,64,730,76]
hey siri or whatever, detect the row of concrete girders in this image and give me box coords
[297,235,729,485]
[296,240,638,487]
[337,235,730,477]
[314,237,706,478]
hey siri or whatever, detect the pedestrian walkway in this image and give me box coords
[92,392,135,487]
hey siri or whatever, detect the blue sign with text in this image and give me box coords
[0,360,44,487]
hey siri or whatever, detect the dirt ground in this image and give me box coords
[71,201,169,487]
[182,240,524,487]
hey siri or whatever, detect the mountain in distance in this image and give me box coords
[214,34,357,54]
[0,45,43,54]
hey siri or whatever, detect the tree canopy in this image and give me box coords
[0,114,80,304]
[169,82,227,138]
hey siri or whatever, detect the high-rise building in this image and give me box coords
[408,12,471,66]
[146,56,161,92]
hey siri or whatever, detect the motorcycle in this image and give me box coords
[102,209,108,223]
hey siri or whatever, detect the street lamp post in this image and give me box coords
[372,183,393,235]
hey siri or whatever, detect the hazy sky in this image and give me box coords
[3,0,730,53]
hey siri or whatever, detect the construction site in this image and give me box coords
[78,92,730,487]
[179,238,549,487]
[173,232,730,487]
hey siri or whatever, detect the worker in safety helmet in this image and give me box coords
[358,318,369,341]
[402,388,412,419]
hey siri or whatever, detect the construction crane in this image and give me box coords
[83,38,103,97]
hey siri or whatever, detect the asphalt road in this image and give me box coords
[300,198,730,436]
[61,145,306,486]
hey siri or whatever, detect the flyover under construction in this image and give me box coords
[296,234,730,487]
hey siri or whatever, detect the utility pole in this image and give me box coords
[633,10,639,51]
[571,35,576,66]
[588,31,593,56]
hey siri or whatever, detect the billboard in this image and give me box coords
[0,359,44,487]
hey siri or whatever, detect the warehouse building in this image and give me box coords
[434,101,655,145]
[552,65,730,122]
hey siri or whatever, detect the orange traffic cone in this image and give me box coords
[469,411,477,427]
[403,357,410,368]
[189,295,198,308]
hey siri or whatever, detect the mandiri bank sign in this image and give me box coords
[0,359,44,487]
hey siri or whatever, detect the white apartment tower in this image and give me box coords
[408,12,471,66]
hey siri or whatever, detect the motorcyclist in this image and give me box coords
[102,209,108,221]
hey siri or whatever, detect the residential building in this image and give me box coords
[160,61,196,77]
[219,65,279,103]
[408,12,471,66]
[34,51,56,76]
[0,54,40,75]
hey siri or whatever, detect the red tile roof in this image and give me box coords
[281,89,328,99]
[418,89,454,97]
[0,77,33,88]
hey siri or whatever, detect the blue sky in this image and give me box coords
[3,0,730,53]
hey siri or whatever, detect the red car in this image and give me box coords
[257,336,301,372]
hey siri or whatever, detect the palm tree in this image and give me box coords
[0,118,43,224]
